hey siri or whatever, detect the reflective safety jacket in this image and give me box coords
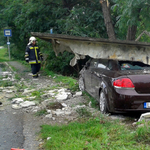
[25,44,43,64]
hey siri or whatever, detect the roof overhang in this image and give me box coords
[31,32,150,66]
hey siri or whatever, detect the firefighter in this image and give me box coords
[25,36,43,79]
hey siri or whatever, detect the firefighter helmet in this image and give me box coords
[28,36,36,45]
[29,36,36,43]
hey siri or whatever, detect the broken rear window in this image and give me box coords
[119,61,150,70]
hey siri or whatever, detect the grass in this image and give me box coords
[83,92,99,109]
[0,47,9,61]
[40,116,150,150]
[0,80,13,87]
[41,68,79,92]
[35,109,47,116]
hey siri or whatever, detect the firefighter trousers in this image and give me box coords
[31,64,41,78]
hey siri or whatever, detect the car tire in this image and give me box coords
[79,75,85,91]
[99,90,108,114]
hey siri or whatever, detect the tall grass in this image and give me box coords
[0,47,9,62]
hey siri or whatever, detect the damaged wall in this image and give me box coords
[31,32,150,66]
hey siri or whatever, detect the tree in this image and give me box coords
[100,0,116,40]
[112,0,150,41]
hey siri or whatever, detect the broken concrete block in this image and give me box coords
[55,92,68,101]
[45,114,53,119]
[2,89,13,93]
[12,104,22,110]
[20,101,36,108]
[138,112,150,122]
[12,98,24,104]
[55,110,64,116]
[28,96,36,100]
[61,103,67,107]
[22,89,35,95]
[65,111,72,115]
[73,91,82,97]
[47,109,52,114]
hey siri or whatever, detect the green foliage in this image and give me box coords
[0,47,9,62]
[112,0,150,40]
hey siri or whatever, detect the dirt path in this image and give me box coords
[5,61,99,150]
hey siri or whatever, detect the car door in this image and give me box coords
[83,59,93,94]
[91,59,109,98]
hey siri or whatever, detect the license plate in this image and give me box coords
[144,102,150,108]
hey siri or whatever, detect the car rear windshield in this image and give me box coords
[119,61,150,70]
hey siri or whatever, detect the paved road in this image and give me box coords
[0,63,24,150]
[0,104,24,150]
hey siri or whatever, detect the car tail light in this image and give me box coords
[113,78,135,89]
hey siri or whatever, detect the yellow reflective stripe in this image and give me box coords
[34,47,38,62]
[25,54,29,57]
[32,74,37,77]
[29,47,34,49]
[29,62,36,64]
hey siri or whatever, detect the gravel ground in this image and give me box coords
[6,61,99,150]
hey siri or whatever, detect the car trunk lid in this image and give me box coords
[127,72,150,94]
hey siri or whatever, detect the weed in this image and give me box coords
[0,80,13,87]
[15,74,21,80]
[134,121,150,143]
[35,109,47,116]
[76,107,92,117]
[83,92,99,109]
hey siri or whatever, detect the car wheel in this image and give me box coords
[79,75,85,91]
[99,90,108,114]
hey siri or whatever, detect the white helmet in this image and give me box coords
[28,36,36,45]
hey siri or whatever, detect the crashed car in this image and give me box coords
[79,58,150,113]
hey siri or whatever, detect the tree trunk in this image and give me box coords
[126,25,137,41]
[100,0,116,40]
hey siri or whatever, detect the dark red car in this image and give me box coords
[79,58,150,113]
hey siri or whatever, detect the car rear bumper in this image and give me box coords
[113,88,150,111]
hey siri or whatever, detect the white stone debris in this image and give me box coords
[65,111,72,115]
[12,98,24,104]
[28,96,36,100]
[55,89,71,101]
[20,101,36,108]
[73,105,86,110]
[52,117,56,121]
[22,89,35,95]
[45,114,53,119]
[6,86,15,89]
[2,71,12,76]
[89,101,92,107]
[47,137,51,140]
[73,91,82,97]
[46,109,52,114]
[138,112,150,122]
[31,106,40,113]
[48,90,57,96]
[2,77,11,81]
[12,104,22,110]
[2,89,13,93]
[61,103,67,107]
